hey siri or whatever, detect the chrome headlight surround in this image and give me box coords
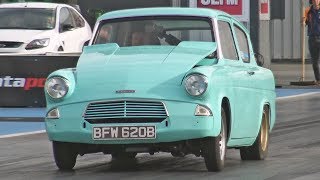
[45,77,69,99]
[184,73,208,96]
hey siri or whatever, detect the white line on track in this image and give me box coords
[0,130,45,139]
[276,92,320,101]
[1,91,319,139]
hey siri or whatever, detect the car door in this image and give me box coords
[69,8,91,51]
[217,18,251,139]
[58,7,78,52]
[230,21,262,138]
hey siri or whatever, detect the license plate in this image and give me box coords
[92,126,156,140]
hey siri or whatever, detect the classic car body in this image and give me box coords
[44,8,276,171]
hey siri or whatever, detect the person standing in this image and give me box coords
[305,0,320,84]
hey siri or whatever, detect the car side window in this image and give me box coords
[59,7,75,32]
[217,20,238,60]
[69,8,85,28]
[234,25,250,63]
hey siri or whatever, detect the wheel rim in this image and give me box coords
[219,122,226,160]
[260,111,269,151]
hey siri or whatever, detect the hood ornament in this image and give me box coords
[116,90,136,94]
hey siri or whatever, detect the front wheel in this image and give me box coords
[240,106,270,160]
[53,141,77,170]
[203,107,227,172]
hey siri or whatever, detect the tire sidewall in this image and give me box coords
[203,107,227,171]
[53,142,77,170]
[219,108,227,167]
[258,108,270,159]
[240,106,270,160]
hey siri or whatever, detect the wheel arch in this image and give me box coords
[262,103,271,131]
[221,97,231,141]
[257,101,272,134]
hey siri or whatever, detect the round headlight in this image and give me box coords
[184,74,208,96]
[46,77,69,99]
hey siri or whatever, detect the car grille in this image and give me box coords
[83,100,168,124]
[0,41,23,48]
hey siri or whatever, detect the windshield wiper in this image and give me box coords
[34,28,53,30]
[0,27,23,29]
[0,27,49,30]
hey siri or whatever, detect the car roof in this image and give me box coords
[0,2,64,9]
[98,7,231,21]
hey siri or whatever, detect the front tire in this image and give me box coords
[53,141,77,170]
[203,107,227,172]
[240,106,270,160]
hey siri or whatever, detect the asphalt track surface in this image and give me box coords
[1,94,320,180]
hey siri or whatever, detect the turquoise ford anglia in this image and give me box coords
[44,7,276,171]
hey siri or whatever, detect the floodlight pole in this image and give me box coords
[301,0,306,81]
[250,0,260,54]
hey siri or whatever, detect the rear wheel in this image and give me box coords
[240,106,269,160]
[111,152,137,161]
[53,141,77,170]
[110,152,138,170]
[203,107,227,172]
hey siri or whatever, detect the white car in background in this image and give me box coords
[0,2,92,54]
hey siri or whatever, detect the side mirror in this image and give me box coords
[254,52,264,67]
[82,40,90,51]
[61,24,74,32]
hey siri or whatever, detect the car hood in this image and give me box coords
[74,42,216,99]
[0,29,52,42]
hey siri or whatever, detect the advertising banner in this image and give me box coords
[190,0,250,22]
[0,55,79,107]
[259,0,270,20]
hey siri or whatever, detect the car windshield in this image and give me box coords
[93,16,214,46]
[0,8,56,30]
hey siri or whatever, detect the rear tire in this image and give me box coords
[203,107,227,172]
[53,141,77,170]
[240,106,269,160]
[112,152,137,161]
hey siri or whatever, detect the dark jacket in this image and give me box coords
[305,6,320,37]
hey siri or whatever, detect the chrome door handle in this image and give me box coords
[247,71,255,75]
